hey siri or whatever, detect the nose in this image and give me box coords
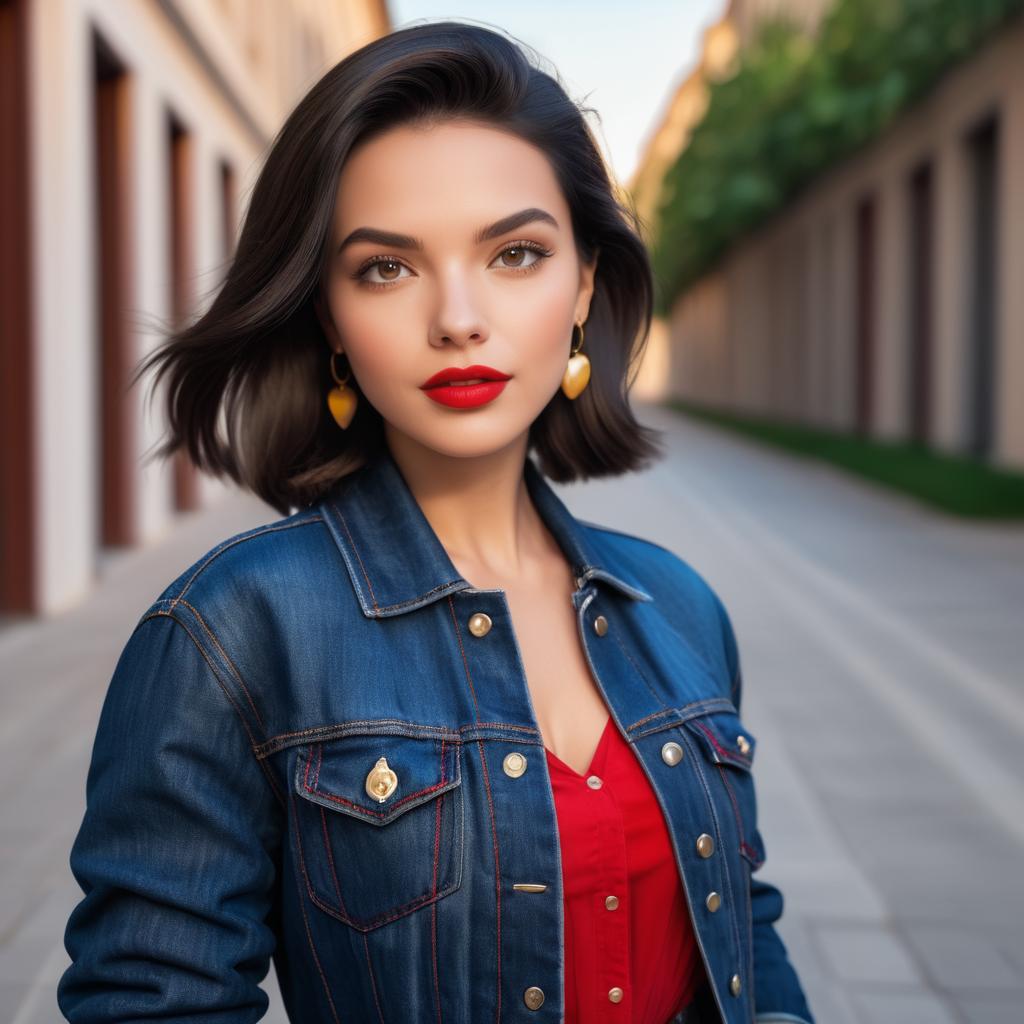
[429,273,489,348]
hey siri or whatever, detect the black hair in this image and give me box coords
[132,20,664,516]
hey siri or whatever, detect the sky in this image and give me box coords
[387,0,726,185]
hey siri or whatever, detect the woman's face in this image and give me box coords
[316,119,597,461]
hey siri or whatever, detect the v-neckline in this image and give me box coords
[544,714,614,779]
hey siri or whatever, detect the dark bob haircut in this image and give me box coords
[133,20,664,517]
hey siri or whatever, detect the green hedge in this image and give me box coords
[666,398,1024,518]
[647,0,1024,315]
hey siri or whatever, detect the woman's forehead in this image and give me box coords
[332,122,566,233]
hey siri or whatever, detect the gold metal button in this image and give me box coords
[730,973,742,996]
[608,986,624,1003]
[705,891,721,912]
[586,775,603,789]
[661,741,684,765]
[365,757,398,803]
[696,833,715,858]
[593,614,608,636]
[524,986,545,1009]
[736,734,751,755]
[503,751,527,778]
[468,612,492,637]
[605,895,619,910]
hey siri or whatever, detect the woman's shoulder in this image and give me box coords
[576,517,723,607]
[141,505,342,624]
[577,517,739,690]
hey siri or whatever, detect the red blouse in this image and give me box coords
[545,714,705,1023]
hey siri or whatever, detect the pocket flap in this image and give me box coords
[683,709,756,771]
[294,733,462,826]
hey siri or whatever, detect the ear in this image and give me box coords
[314,290,342,352]
[576,246,600,324]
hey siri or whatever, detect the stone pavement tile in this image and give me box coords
[3,937,69,1024]
[854,989,959,1024]
[954,992,1024,1023]
[770,917,862,1024]
[264,965,290,1024]
[0,981,32,1024]
[814,922,923,985]
[905,923,1024,991]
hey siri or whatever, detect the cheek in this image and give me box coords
[503,262,579,367]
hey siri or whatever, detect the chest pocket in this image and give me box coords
[683,707,765,870]
[292,732,464,931]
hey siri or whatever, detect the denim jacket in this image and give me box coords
[59,448,815,1024]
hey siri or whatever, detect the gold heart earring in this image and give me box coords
[327,350,358,430]
[560,320,591,400]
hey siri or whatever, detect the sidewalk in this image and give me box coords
[4,403,1023,1023]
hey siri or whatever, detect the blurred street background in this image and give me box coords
[2,1,1023,1022]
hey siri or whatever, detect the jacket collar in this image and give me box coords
[318,447,653,618]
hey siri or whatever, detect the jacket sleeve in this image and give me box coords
[57,608,282,1022]
[712,592,817,1024]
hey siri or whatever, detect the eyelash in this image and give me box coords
[352,240,554,290]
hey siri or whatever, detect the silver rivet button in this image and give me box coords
[593,614,608,636]
[696,833,714,858]
[706,891,721,912]
[524,986,545,1010]
[605,895,619,910]
[503,752,527,778]
[730,973,742,997]
[586,774,603,789]
[608,986,624,1003]
[468,612,492,637]
[661,741,684,765]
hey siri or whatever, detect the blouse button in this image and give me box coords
[605,895,619,910]
[661,741,684,765]
[730,973,742,997]
[586,775,603,789]
[468,612,492,637]
[608,987,624,1003]
[503,752,527,778]
[523,986,545,1009]
[593,614,609,636]
[705,891,721,912]
[696,833,715,858]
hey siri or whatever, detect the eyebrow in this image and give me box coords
[336,207,559,255]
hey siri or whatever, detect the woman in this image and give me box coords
[58,21,815,1024]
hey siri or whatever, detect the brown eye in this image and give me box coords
[357,258,412,287]
[492,243,550,272]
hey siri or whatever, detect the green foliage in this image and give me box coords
[666,398,1024,518]
[647,0,1024,314]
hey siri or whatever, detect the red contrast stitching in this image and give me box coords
[693,719,752,768]
[301,744,453,818]
[287,787,342,1024]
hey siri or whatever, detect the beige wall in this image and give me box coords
[666,14,1024,471]
[22,0,388,616]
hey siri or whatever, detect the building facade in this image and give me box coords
[0,0,391,619]
[632,1,1024,474]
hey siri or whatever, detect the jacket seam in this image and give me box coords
[175,597,266,732]
[331,500,380,611]
[140,608,284,810]
[169,515,323,607]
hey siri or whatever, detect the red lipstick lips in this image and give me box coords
[420,364,512,409]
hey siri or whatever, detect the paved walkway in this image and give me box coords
[3,401,1022,1023]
